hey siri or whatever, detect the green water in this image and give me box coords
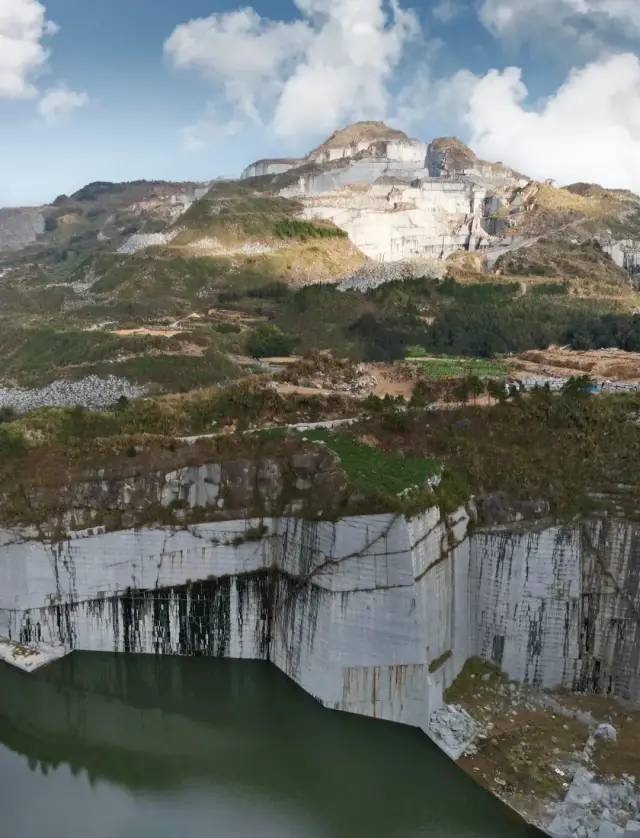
[0,654,539,838]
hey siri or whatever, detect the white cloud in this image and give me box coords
[479,0,640,52]
[392,66,476,136]
[38,85,88,121]
[165,0,420,142]
[0,0,57,98]
[165,7,311,123]
[432,0,465,24]
[462,52,640,193]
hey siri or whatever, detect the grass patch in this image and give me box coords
[445,657,503,703]
[273,218,348,240]
[89,351,238,392]
[429,650,453,674]
[301,429,440,495]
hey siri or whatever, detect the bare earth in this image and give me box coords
[510,347,640,382]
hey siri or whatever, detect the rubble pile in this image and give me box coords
[0,375,147,414]
[338,257,446,292]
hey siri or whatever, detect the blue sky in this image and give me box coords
[2,0,639,205]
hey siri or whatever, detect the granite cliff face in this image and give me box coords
[1,457,640,835]
[3,504,639,708]
[0,208,45,251]
[240,121,527,262]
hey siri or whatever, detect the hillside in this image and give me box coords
[0,120,638,402]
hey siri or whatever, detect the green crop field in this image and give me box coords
[405,350,509,379]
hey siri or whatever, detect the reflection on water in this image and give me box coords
[0,654,538,838]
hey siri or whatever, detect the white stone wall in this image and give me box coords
[2,510,639,734]
[0,511,460,733]
[603,239,640,279]
[469,520,640,700]
[470,527,583,689]
[298,179,491,261]
[241,160,301,179]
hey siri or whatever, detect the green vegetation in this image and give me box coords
[444,657,503,703]
[405,351,509,379]
[273,218,348,240]
[0,324,216,387]
[173,190,302,242]
[495,238,628,284]
[0,426,27,459]
[269,276,627,361]
[88,351,238,392]
[568,313,640,351]
[246,325,297,358]
[429,650,453,673]
[0,327,124,385]
[370,387,640,519]
[300,429,440,495]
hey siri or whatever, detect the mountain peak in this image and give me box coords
[309,121,411,155]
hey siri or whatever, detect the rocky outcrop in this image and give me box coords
[238,122,530,264]
[241,158,303,180]
[0,208,45,251]
[604,239,640,285]
[1,448,349,533]
[298,179,494,261]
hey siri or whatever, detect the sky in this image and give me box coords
[1,0,639,206]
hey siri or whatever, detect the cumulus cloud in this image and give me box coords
[479,0,640,53]
[165,0,420,141]
[462,52,640,193]
[0,0,57,98]
[165,7,311,123]
[38,85,89,121]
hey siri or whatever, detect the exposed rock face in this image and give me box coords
[604,239,640,285]
[241,158,303,179]
[239,122,531,263]
[306,121,426,166]
[2,485,640,836]
[427,137,477,178]
[3,503,640,706]
[297,179,492,261]
[471,520,640,699]
[117,231,177,254]
[2,449,349,532]
[0,208,45,251]
[0,181,209,256]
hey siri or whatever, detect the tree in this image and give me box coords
[466,375,485,404]
[487,379,507,404]
[561,375,595,398]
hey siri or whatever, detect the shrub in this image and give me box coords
[273,218,347,240]
[561,375,595,398]
[0,406,18,424]
[0,426,27,459]
[246,325,297,358]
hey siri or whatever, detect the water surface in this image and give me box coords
[0,654,538,838]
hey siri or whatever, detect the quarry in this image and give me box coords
[1,428,640,838]
[2,119,640,838]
